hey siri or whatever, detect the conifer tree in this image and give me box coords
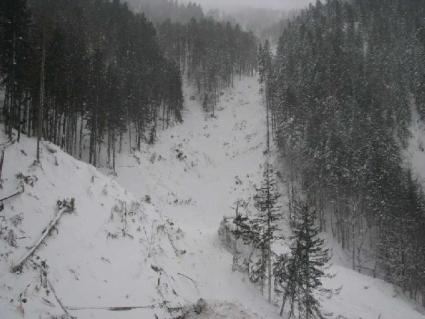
[267,0,425,298]
[274,203,329,318]
[253,162,281,302]
[231,163,282,302]
[0,0,185,165]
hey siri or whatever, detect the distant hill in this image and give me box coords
[126,0,204,23]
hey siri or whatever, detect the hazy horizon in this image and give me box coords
[183,0,314,10]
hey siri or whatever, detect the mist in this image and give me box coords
[183,0,314,10]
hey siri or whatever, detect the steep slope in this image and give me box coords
[114,77,280,318]
[1,75,424,319]
[114,76,425,319]
[0,133,193,319]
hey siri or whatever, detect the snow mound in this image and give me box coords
[0,132,193,319]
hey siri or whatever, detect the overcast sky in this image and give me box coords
[187,0,314,10]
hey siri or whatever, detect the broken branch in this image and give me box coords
[11,199,75,273]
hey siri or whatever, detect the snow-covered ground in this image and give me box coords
[114,77,280,318]
[114,77,425,319]
[0,76,424,319]
[0,134,194,318]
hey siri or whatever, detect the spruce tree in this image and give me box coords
[252,162,281,302]
[267,0,425,297]
[275,203,329,318]
[230,162,281,302]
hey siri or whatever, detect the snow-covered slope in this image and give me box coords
[0,133,194,318]
[113,76,425,319]
[114,77,281,318]
[1,75,424,319]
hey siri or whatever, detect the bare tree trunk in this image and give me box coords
[112,129,116,173]
[3,88,9,136]
[37,30,46,163]
[422,290,425,307]
[280,291,289,316]
[17,97,21,142]
[79,115,83,159]
[119,130,122,153]
[128,120,132,153]
[25,95,30,137]
[107,129,111,168]
[162,102,166,130]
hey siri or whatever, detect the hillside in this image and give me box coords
[2,0,425,318]
[0,64,424,318]
[0,132,195,318]
[112,76,425,319]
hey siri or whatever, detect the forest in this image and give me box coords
[126,0,204,23]
[262,0,425,301]
[0,0,257,169]
[157,18,257,115]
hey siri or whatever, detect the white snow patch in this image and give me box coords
[0,133,192,319]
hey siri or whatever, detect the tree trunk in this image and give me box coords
[37,30,46,162]
[79,115,83,159]
[112,129,116,173]
[17,96,21,142]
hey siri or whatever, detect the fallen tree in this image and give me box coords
[11,198,75,273]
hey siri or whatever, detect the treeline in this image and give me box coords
[0,0,183,169]
[206,7,284,39]
[157,18,258,115]
[263,0,425,302]
[127,0,204,24]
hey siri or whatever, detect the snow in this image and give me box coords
[0,75,424,319]
[0,134,192,318]
[114,77,280,318]
[322,265,425,319]
[184,301,260,319]
[114,76,425,319]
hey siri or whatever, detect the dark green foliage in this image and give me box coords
[0,0,184,169]
[157,18,258,116]
[0,0,32,140]
[274,204,330,319]
[253,163,281,246]
[128,0,204,24]
[232,163,281,300]
[258,40,272,87]
[267,0,425,300]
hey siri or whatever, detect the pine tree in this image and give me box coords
[0,0,32,140]
[252,162,281,302]
[267,0,425,298]
[275,203,329,318]
[230,163,282,302]
[0,0,185,165]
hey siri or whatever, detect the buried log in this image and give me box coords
[11,199,75,273]
[66,304,157,311]
[177,272,200,295]
[0,186,24,202]
[47,279,71,316]
[0,185,24,211]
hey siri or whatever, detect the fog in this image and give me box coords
[185,0,314,10]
